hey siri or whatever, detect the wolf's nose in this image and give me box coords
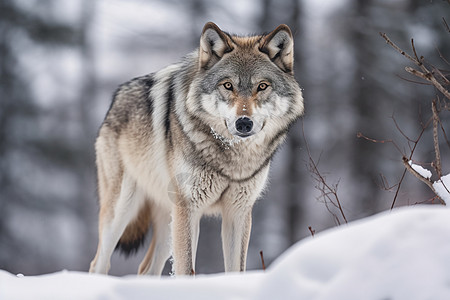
[235,117,253,134]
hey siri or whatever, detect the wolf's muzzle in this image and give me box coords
[235,117,253,136]
[226,115,263,138]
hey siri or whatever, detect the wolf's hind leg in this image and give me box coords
[138,207,172,275]
[89,173,144,274]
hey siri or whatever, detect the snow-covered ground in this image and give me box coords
[1,206,450,300]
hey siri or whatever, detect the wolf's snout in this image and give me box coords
[235,117,253,135]
[227,115,262,138]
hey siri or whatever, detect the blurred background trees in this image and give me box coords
[0,0,448,275]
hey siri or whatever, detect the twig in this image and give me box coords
[390,119,430,209]
[378,173,398,191]
[259,251,266,271]
[441,179,450,195]
[381,32,450,100]
[308,226,315,237]
[433,66,450,85]
[360,113,428,209]
[303,121,348,224]
[440,121,450,150]
[309,158,347,224]
[391,169,407,210]
[443,17,450,33]
[396,73,434,86]
[414,195,441,205]
[357,132,403,156]
[392,114,416,144]
[432,100,442,177]
[379,32,418,65]
[436,46,450,66]
[356,132,393,144]
[411,38,424,65]
[405,67,450,99]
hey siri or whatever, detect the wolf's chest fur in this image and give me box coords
[171,107,281,183]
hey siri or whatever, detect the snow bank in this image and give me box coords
[2,206,450,300]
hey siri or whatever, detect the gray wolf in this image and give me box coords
[89,22,304,276]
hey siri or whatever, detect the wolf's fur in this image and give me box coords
[89,22,304,276]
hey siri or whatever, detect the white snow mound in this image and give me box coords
[1,206,450,300]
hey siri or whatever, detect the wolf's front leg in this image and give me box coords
[220,168,269,273]
[221,207,253,272]
[172,203,201,275]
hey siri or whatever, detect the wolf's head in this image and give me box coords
[187,22,304,141]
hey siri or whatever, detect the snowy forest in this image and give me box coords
[1,0,449,279]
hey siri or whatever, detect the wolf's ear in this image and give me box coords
[259,24,294,74]
[199,22,234,70]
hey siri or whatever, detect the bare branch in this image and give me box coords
[391,169,407,210]
[405,67,429,80]
[379,32,418,65]
[405,67,450,100]
[381,32,450,100]
[302,121,348,224]
[378,173,397,191]
[358,111,430,210]
[411,38,424,65]
[259,251,266,271]
[377,31,450,208]
[396,73,434,86]
[356,132,403,156]
[441,180,450,196]
[413,195,441,205]
[391,119,433,209]
[308,155,347,224]
[402,157,433,189]
[443,17,450,33]
[440,121,450,151]
[436,46,450,66]
[433,66,450,85]
[308,226,315,237]
[356,132,392,144]
[432,100,442,177]
[391,113,429,209]
[391,115,415,144]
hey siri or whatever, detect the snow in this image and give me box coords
[406,160,449,204]
[408,160,432,179]
[433,174,450,204]
[2,206,450,300]
[210,127,242,149]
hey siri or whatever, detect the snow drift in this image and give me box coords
[1,206,450,300]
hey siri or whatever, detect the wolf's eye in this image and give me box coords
[257,82,269,91]
[223,82,233,91]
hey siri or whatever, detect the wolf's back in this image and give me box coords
[102,74,156,135]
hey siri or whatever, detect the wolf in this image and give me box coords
[89,22,304,276]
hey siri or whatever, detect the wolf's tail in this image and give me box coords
[115,203,152,256]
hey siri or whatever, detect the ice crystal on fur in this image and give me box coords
[169,256,175,277]
[210,127,242,149]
